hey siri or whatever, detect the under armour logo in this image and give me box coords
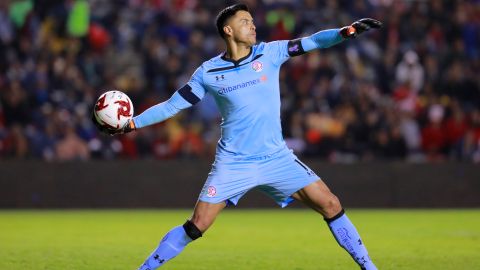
[216,75,225,81]
[153,254,165,264]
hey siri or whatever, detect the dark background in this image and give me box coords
[0,1,479,209]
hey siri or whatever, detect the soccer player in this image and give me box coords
[93,4,382,270]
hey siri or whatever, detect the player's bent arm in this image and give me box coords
[132,85,199,129]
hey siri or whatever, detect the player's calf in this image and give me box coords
[137,221,202,270]
[293,181,377,269]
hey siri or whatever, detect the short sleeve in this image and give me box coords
[186,65,207,100]
[173,65,207,108]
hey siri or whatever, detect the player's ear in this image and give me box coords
[223,25,233,38]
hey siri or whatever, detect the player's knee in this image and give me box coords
[189,214,213,232]
[323,194,342,217]
[183,220,202,240]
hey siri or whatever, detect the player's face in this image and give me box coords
[226,11,256,45]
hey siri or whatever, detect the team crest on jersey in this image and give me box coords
[251,60,263,72]
[207,186,217,197]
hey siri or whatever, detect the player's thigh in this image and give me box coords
[199,157,258,206]
[292,179,342,217]
[259,149,319,203]
[189,200,226,232]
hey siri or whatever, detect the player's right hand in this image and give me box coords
[91,113,136,135]
[340,18,382,39]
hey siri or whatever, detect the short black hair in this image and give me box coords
[215,3,249,39]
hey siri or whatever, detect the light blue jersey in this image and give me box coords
[133,29,344,158]
[189,41,291,157]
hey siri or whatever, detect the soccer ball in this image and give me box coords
[93,90,134,130]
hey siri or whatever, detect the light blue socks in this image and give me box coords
[138,212,375,270]
[325,210,377,270]
[138,225,193,270]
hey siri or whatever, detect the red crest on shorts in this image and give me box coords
[207,186,216,197]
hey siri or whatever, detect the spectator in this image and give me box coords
[445,100,469,159]
[462,109,480,162]
[55,124,90,161]
[395,50,425,93]
[421,104,447,161]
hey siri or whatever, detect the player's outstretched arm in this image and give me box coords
[288,18,382,56]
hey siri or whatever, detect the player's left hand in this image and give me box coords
[340,18,382,39]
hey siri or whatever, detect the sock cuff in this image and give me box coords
[183,220,202,240]
[324,208,345,224]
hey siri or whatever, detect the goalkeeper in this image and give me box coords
[94,4,382,270]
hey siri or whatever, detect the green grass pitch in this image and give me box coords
[0,209,479,270]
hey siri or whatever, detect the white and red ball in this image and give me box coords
[93,90,133,130]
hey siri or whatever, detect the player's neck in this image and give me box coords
[224,42,252,61]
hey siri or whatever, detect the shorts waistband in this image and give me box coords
[216,146,289,162]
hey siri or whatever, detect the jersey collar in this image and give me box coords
[221,47,253,66]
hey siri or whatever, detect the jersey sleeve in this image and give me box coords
[184,65,207,104]
[132,66,207,129]
[264,40,291,66]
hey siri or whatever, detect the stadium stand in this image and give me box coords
[0,0,479,162]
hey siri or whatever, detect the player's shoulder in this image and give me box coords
[251,41,284,54]
[200,54,232,73]
[253,41,267,53]
[264,40,289,48]
[257,40,289,54]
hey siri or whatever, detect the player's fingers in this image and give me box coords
[97,123,116,135]
[101,127,112,135]
[353,22,370,33]
[359,18,382,28]
[108,129,119,135]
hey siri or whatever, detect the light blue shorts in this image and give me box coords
[198,146,320,207]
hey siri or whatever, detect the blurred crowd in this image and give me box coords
[1,0,480,162]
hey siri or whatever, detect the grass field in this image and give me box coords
[0,209,479,270]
